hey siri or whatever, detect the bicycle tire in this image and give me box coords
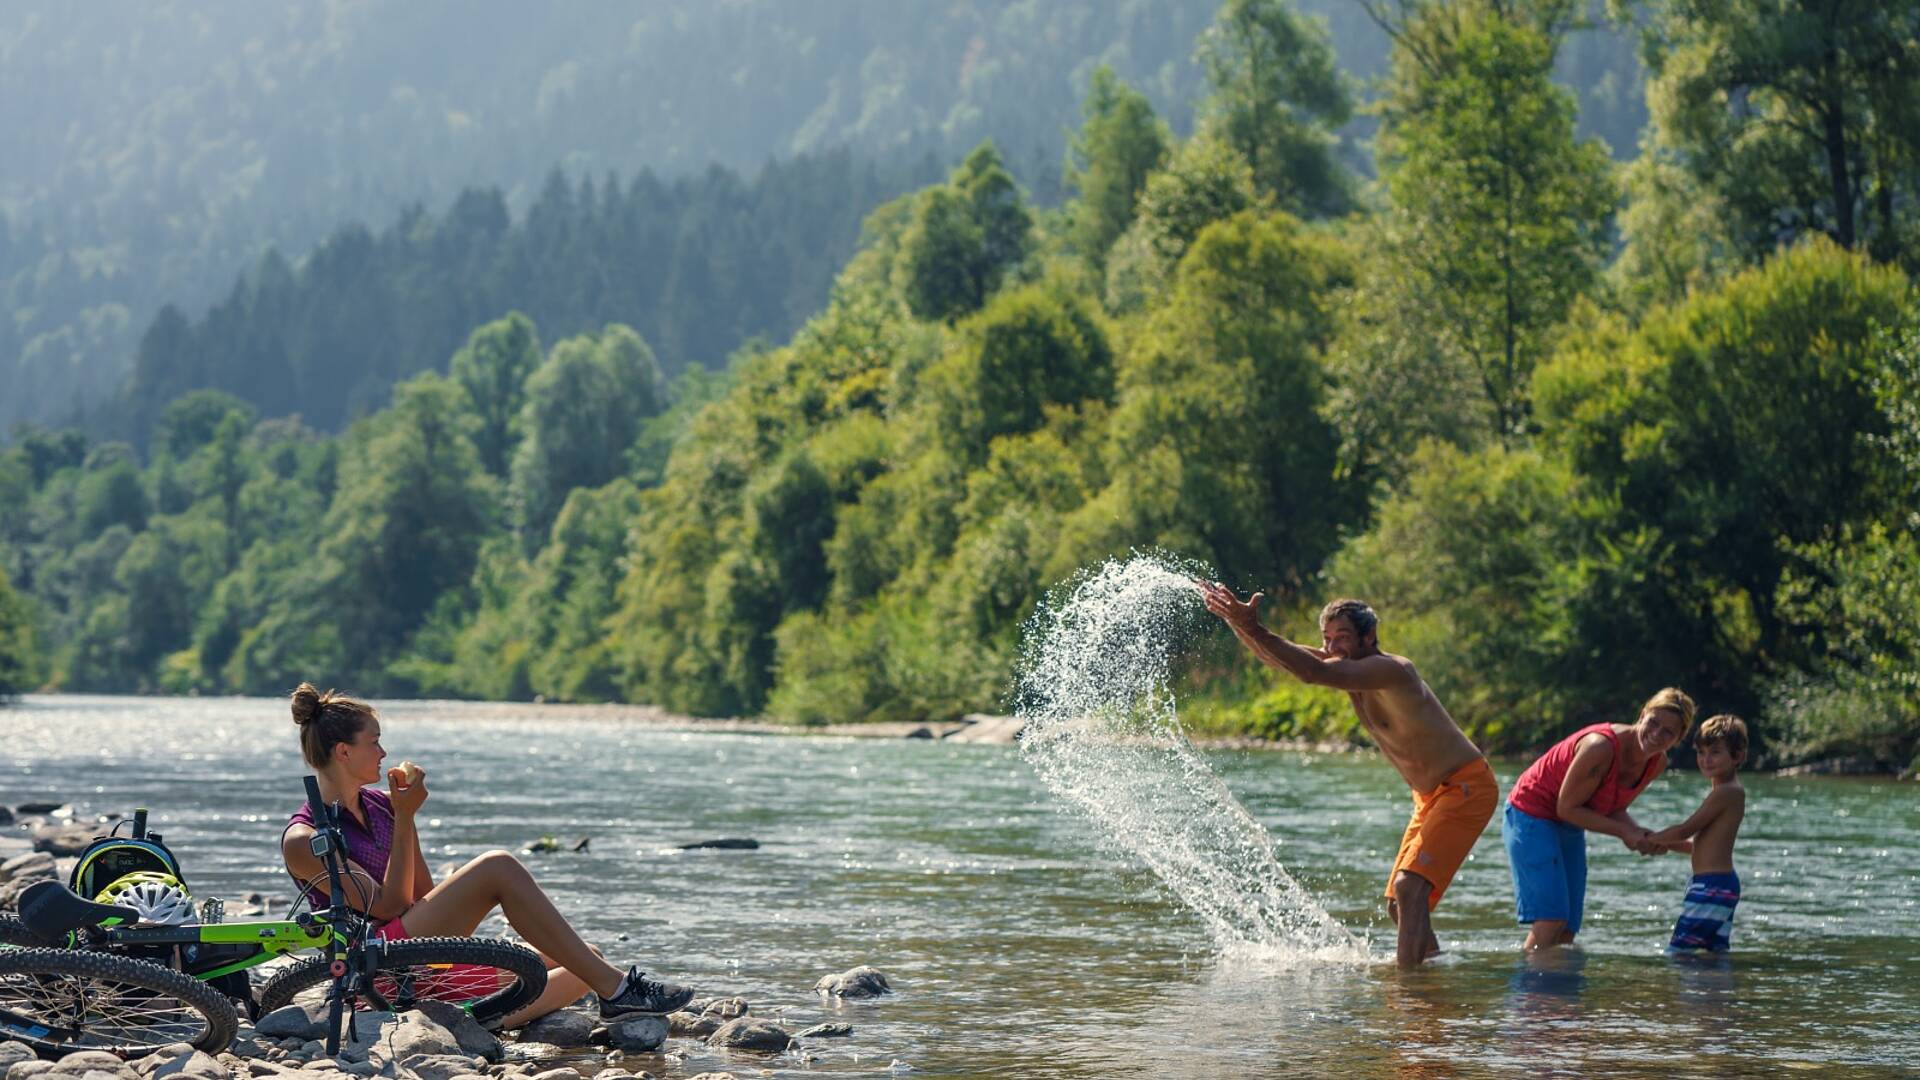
[0,946,238,1056]
[0,915,58,949]
[256,936,546,1029]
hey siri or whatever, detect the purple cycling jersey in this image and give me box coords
[290,787,395,910]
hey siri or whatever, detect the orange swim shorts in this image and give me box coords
[1386,756,1498,910]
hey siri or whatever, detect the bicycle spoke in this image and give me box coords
[0,971,208,1048]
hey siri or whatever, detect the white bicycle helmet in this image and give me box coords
[94,871,197,925]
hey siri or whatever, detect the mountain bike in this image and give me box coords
[0,778,546,1058]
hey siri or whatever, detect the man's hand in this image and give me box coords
[1196,579,1264,632]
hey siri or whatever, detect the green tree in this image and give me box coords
[450,313,544,479]
[509,324,665,544]
[0,567,37,696]
[1534,239,1909,677]
[894,143,1034,322]
[321,373,498,682]
[1196,0,1353,215]
[1103,134,1261,312]
[1065,66,1171,271]
[1640,0,1920,262]
[154,390,257,461]
[1091,210,1355,585]
[1336,0,1614,451]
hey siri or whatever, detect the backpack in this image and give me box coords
[68,808,188,902]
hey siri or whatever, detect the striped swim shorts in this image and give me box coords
[1669,870,1740,951]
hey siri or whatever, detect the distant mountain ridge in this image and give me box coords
[0,0,1642,434]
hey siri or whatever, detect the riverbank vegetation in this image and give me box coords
[2,0,1916,771]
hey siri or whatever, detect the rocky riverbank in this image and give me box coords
[0,955,893,1080]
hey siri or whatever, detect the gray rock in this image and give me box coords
[498,1044,563,1065]
[685,1073,740,1080]
[514,1008,594,1047]
[411,1001,504,1062]
[605,1016,666,1053]
[243,1063,290,1077]
[793,1023,853,1039]
[0,1046,32,1072]
[674,839,757,851]
[812,965,891,998]
[397,1054,484,1080]
[591,1071,633,1080]
[13,803,64,816]
[699,996,747,1020]
[0,806,12,826]
[132,1049,226,1080]
[665,1011,721,1037]
[944,713,1026,744]
[255,1003,330,1041]
[523,1070,578,1080]
[44,1052,134,1079]
[339,1064,377,1078]
[361,1011,462,1068]
[5,1065,53,1080]
[0,851,55,883]
[704,1018,792,1052]
[29,825,96,858]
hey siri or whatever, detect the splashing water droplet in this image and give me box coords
[1016,553,1364,962]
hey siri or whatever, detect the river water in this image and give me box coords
[4,694,1917,1078]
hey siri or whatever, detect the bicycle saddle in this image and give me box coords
[17,879,144,937]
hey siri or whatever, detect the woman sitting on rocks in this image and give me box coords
[280,682,694,1027]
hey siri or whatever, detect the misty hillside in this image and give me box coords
[1,0,1642,433]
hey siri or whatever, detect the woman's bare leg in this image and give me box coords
[500,966,594,1030]
[396,850,623,996]
[1524,919,1568,950]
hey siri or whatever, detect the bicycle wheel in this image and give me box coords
[0,947,238,1056]
[0,916,58,949]
[256,937,546,1029]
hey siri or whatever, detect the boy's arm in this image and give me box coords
[1649,786,1743,844]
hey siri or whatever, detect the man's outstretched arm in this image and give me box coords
[1196,581,1407,691]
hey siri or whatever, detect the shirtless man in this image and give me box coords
[1196,588,1496,968]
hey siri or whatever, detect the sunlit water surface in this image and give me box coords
[4,695,1917,1078]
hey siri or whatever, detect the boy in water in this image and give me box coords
[1650,715,1748,951]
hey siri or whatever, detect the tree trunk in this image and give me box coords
[1820,54,1856,248]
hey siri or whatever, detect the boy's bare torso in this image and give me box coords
[1346,654,1485,793]
[1691,781,1745,874]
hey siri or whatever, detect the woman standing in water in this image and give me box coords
[1502,688,1695,949]
[280,683,695,1026]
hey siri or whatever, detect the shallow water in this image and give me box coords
[4,694,1918,1078]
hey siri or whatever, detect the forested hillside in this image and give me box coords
[3,0,1913,775]
[118,150,945,442]
[1,0,1645,434]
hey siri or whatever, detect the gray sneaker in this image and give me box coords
[599,966,695,1019]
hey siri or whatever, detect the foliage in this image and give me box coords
[1638,0,1920,263]
[0,567,36,696]
[1342,1,1615,456]
[1195,0,1354,215]
[1064,66,1172,272]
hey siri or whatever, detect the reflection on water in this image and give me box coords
[4,695,1918,1078]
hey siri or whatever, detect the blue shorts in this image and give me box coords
[1669,871,1740,951]
[1503,803,1587,934]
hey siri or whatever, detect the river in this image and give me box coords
[4,695,1917,1078]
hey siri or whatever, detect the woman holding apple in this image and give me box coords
[279,682,694,1026]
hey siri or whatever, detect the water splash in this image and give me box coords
[1015,552,1363,961]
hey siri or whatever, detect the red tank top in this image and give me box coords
[1508,723,1663,821]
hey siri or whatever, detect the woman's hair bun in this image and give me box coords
[290,682,322,726]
